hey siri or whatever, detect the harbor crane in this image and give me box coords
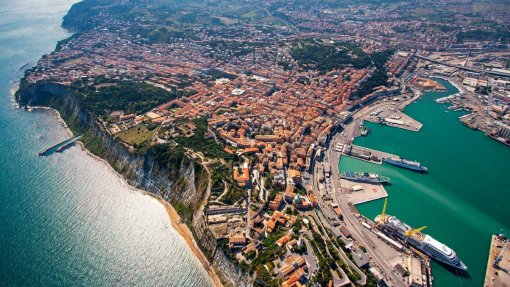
[405,226,428,238]
[377,198,389,225]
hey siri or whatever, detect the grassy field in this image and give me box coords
[116,125,156,145]
[215,16,238,25]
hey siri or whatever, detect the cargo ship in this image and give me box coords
[340,171,390,184]
[382,157,428,172]
[376,212,467,271]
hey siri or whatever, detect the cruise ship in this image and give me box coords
[383,157,428,172]
[340,171,390,184]
[375,214,467,271]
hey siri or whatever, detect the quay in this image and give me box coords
[365,112,423,132]
[39,134,83,156]
[341,143,399,165]
[318,87,438,286]
[435,95,456,104]
[363,92,423,132]
[338,184,388,205]
[484,234,510,287]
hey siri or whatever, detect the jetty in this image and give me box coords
[39,134,83,156]
[342,144,399,165]
[484,234,510,287]
[435,94,456,104]
[19,62,29,70]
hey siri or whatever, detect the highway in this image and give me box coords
[413,53,510,78]
[413,54,481,73]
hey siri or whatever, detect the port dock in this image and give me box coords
[364,103,423,132]
[338,183,388,205]
[484,234,510,287]
[341,144,399,165]
[39,134,83,156]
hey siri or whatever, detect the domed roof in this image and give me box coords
[293,194,302,204]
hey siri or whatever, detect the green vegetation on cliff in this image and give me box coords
[117,125,157,146]
[69,78,191,116]
[174,117,231,159]
[349,50,393,100]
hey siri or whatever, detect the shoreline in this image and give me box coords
[151,195,223,287]
[75,136,223,286]
[10,83,223,287]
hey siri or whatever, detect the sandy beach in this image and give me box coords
[76,137,224,287]
[15,92,224,287]
[76,138,224,287]
[76,135,224,287]
[153,196,223,287]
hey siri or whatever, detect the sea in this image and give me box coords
[0,0,213,286]
[340,79,510,286]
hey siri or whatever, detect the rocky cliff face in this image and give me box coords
[16,81,249,286]
[17,82,205,206]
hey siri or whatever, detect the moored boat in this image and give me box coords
[383,157,428,172]
[340,171,390,184]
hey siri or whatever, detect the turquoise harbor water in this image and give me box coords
[340,79,510,286]
[0,0,212,286]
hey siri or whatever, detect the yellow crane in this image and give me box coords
[405,225,427,238]
[377,198,388,225]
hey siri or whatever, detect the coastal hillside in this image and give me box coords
[15,0,510,286]
[16,78,250,286]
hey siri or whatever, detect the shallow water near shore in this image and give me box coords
[340,79,510,286]
[0,0,213,286]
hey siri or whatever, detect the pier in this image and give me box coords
[435,94,456,104]
[39,134,83,156]
[338,183,388,205]
[342,144,399,165]
[484,234,510,287]
[365,112,423,132]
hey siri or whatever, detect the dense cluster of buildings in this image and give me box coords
[24,0,510,285]
[26,14,403,188]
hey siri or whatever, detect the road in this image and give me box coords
[413,53,510,79]
[312,97,416,286]
[413,54,481,73]
[310,163,367,285]
[309,210,367,285]
[325,132,405,287]
[302,228,353,286]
